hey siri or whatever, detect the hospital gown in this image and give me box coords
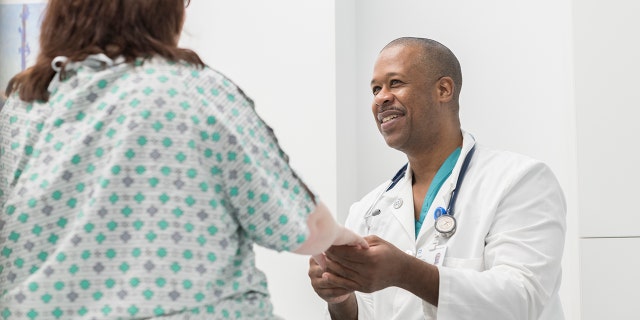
[0,57,315,319]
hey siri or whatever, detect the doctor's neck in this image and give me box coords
[406,130,462,185]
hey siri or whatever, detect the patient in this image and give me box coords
[0,0,366,319]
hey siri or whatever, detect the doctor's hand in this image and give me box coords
[321,235,422,294]
[308,256,354,304]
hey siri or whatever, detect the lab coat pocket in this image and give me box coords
[442,257,485,271]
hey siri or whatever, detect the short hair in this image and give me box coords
[383,37,463,100]
[6,0,204,102]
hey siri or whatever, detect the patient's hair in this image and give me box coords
[6,0,204,102]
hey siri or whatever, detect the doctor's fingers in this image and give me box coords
[324,258,395,294]
[308,257,325,278]
[312,284,353,304]
[325,234,390,262]
[311,253,327,270]
[323,257,376,290]
[324,245,370,266]
[309,262,355,303]
[322,269,375,293]
[324,245,391,272]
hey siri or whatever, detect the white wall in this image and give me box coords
[338,1,580,319]
[180,1,336,319]
[574,0,640,319]
[335,0,360,223]
[0,0,48,96]
[574,0,640,238]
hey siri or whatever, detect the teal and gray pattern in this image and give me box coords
[0,57,315,319]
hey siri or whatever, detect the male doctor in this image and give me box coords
[308,37,566,319]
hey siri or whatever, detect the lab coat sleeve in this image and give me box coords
[435,162,566,319]
[321,293,375,320]
[354,292,376,320]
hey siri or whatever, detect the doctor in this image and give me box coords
[308,37,566,319]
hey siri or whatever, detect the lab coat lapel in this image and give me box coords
[388,167,417,241]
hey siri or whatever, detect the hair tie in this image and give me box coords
[51,56,68,72]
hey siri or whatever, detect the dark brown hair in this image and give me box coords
[6,0,204,102]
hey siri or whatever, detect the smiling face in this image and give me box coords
[370,44,449,155]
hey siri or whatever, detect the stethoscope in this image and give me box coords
[364,145,476,238]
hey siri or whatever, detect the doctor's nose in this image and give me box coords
[373,87,393,107]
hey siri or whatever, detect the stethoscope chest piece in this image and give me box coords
[434,214,456,238]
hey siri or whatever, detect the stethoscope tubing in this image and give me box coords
[446,146,476,216]
[364,145,476,225]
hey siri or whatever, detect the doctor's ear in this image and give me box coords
[436,76,455,103]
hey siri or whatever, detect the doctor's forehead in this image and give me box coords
[376,44,424,69]
[371,47,424,81]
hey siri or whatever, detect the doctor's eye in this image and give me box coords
[390,79,402,86]
[372,86,381,96]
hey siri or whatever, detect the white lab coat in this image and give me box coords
[343,132,566,320]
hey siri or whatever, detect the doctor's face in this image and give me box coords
[370,44,443,154]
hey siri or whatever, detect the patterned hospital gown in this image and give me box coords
[0,57,315,319]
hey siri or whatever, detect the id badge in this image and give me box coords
[417,245,448,267]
